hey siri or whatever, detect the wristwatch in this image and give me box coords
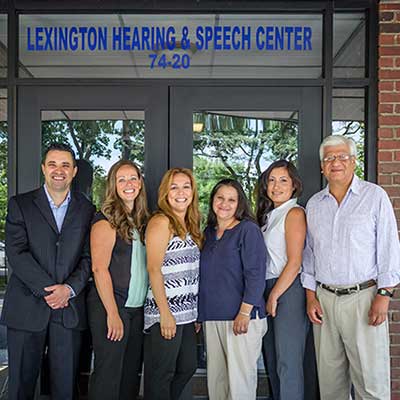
[377,288,394,298]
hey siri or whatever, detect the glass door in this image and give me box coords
[170,86,323,205]
[170,85,322,399]
[16,83,169,397]
[17,83,321,399]
[17,85,168,208]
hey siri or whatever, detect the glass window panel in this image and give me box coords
[193,110,298,388]
[333,13,366,78]
[0,88,7,366]
[19,14,322,79]
[41,110,145,209]
[193,110,299,222]
[332,88,365,178]
[0,15,7,78]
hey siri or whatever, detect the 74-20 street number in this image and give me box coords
[149,53,190,69]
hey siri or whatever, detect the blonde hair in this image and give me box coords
[155,168,202,248]
[101,160,149,242]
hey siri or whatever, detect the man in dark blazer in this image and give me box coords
[1,143,95,400]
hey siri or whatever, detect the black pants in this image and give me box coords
[7,321,81,400]
[87,289,144,400]
[144,322,197,400]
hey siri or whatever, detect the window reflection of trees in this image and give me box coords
[38,115,365,219]
[193,113,366,222]
[0,122,7,241]
[0,123,7,287]
[193,112,298,220]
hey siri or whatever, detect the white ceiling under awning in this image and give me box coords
[41,110,145,121]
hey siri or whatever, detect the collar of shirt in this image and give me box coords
[319,174,361,201]
[268,198,298,216]
[43,184,71,210]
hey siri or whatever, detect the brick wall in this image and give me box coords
[379,1,400,398]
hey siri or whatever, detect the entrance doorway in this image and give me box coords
[17,83,322,398]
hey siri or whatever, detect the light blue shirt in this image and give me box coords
[125,229,148,308]
[302,175,400,291]
[43,185,75,297]
[44,184,71,232]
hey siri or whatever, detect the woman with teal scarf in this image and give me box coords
[87,160,149,400]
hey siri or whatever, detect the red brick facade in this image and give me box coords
[379,1,400,398]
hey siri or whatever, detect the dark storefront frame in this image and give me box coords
[0,0,378,200]
[0,1,379,398]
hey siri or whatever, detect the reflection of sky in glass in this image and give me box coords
[332,120,363,143]
[64,120,139,174]
[98,133,124,172]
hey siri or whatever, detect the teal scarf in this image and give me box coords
[125,229,148,307]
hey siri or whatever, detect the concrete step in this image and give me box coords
[0,366,272,399]
[191,370,270,398]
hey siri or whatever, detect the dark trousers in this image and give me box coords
[144,322,197,400]
[7,321,81,400]
[262,276,309,400]
[87,289,144,400]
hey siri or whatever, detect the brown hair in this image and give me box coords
[207,179,255,228]
[101,160,149,243]
[155,168,202,247]
[256,160,303,226]
[42,143,77,167]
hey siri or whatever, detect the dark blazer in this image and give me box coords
[1,187,95,332]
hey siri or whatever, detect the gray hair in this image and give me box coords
[319,135,357,161]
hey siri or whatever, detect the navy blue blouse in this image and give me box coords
[198,219,267,321]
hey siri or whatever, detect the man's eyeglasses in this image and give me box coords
[322,154,353,163]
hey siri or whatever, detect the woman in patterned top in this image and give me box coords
[144,168,202,400]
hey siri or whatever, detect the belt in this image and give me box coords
[318,279,376,296]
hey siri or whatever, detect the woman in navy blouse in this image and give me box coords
[198,178,267,400]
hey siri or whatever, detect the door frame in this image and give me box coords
[170,85,323,202]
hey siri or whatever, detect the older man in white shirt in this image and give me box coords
[302,135,400,400]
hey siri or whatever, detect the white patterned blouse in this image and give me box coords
[144,233,200,330]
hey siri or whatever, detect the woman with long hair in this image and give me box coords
[198,178,267,400]
[144,168,202,400]
[257,160,308,400]
[87,159,149,400]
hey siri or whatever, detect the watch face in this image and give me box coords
[378,289,394,297]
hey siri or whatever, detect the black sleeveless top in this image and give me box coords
[92,212,132,306]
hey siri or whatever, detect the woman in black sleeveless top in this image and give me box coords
[87,160,149,400]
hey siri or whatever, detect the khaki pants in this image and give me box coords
[204,318,267,400]
[314,285,390,400]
